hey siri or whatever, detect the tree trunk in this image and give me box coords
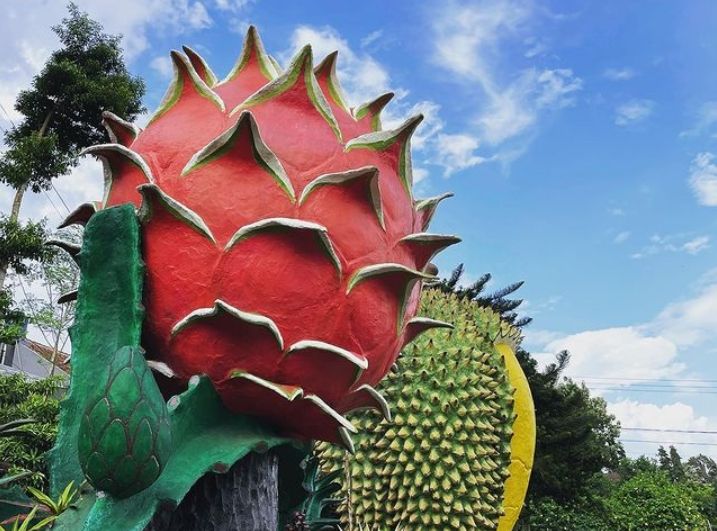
[146,450,279,531]
[0,108,54,288]
[0,185,27,288]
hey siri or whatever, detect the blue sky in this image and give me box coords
[2,0,717,458]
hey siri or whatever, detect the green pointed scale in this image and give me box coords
[317,289,520,530]
[78,346,172,499]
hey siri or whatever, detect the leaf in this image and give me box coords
[53,376,290,531]
[0,485,34,525]
[0,474,32,489]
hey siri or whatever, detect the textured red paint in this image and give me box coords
[80,27,458,444]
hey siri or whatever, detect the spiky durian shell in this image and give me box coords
[316,289,535,530]
[69,26,460,447]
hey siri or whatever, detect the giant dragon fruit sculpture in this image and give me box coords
[47,26,463,529]
[70,26,458,446]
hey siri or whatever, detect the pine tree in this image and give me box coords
[434,263,532,326]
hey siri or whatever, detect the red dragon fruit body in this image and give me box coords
[65,27,459,448]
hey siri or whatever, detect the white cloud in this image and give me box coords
[608,400,717,459]
[214,0,252,10]
[0,157,104,227]
[430,1,582,146]
[608,207,626,216]
[523,36,547,58]
[0,0,217,132]
[150,56,173,78]
[683,235,710,255]
[434,133,487,176]
[284,26,486,181]
[615,99,655,126]
[533,271,717,384]
[360,30,383,49]
[413,167,429,184]
[614,231,631,244]
[384,100,445,152]
[603,67,636,81]
[432,0,528,79]
[689,152,717,206]
[544,327,683,380]
[631,232,711,259]
[680,101,717,137]
[534,68,583,108]
[652,282,717,348]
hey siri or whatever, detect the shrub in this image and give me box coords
[0,375,62,489]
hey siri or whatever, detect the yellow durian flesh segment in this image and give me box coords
[495,342,536,531]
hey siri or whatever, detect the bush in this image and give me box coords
[0,374,62,489]
[607,471,709,530]
[525,497,611,530]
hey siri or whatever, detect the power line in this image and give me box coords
[587,383,717,391]
[576,376,717,383]
[588,387,717,394]
[0,101,16,128]
[42,190,64,218]
[623,427,717,435]
[50,182,71,214]
[622,439,717,447]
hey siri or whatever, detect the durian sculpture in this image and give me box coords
[46,26,467,530]
[317,289,536,530]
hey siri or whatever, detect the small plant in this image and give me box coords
[0,505,56,531]
[286,455,341,531]
[26,482,77,516]
[0,375,61,489]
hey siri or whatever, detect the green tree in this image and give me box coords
[0,219,48,343]
[15,244,78,376]
[0,374,62,489]
[607,471,710,530]
[0,2,145,288]
[615,454,658,481]
[686,454,717,485]
[435,264,532,326]
[517,349,624,503]
[658,445,686,483]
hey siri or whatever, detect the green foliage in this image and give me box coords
[26,482,77,516]
[686,454,717,485]
[0,136,68,194]
[658,444,686,483]
[0,1,144,319]
[7,3,144,169]
[18,245,78,376]
[516,349,624,502]
[526,497,611,531]
[435,264,532,326]
[615,454,658,481]
[0,219,48,278]
[0,289,27,345]
[0,504,56,531]
[607,471,710,529]
[0,481,76,531]
[285,455,340,531]
[0,375,62,490]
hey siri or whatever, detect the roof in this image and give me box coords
[23,339,70,374]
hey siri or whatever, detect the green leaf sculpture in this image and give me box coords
[49,205,290,530]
